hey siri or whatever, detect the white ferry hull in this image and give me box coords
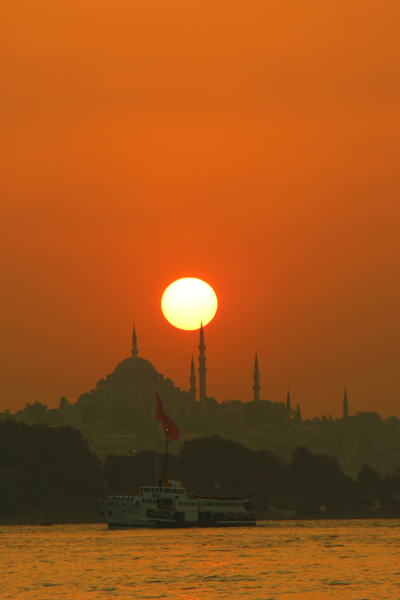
[100,498,256,528]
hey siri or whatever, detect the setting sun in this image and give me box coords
[161,278,218,330]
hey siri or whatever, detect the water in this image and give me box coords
[2,520,400,599]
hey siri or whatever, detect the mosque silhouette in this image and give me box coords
[76,325,210,433]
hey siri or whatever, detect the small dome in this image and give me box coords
[111,356,159,386]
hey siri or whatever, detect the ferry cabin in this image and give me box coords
[115,480,248,514]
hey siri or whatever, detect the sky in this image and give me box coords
[1,1,400,419]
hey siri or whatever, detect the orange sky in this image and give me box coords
[1,1,400,418]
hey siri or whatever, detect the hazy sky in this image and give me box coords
[2,1,400,418]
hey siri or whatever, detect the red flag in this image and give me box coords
[156,393,180,441]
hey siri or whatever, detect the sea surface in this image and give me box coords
[2,520,400,599]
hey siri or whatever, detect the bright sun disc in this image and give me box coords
[161,278,218,330]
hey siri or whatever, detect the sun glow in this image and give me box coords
[161,278,218,330]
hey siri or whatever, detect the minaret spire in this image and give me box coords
[131,323,138,357]
[253,352,260,401]
[190,355,197,401]
[294,402,302,424]
[198,322,207,408]
[286,389,292,422]
[343,386,348,419]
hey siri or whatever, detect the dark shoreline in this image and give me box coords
[1,511,400,526]
[0,511,104,526]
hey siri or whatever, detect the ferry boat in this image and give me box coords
[100,393,256,528]
[100,477,256,528]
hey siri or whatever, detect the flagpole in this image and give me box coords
[155,392,179,486]
[164,429,170,485]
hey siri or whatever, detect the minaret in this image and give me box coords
[253,353,260,401]
[294,403,302,424]
[131,324,138,357]
[190,355,197,402]
[343,386,349,419]
[198,322,207,405]
[286,389,292,422]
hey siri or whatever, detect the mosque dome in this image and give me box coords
[111,356,159,386]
